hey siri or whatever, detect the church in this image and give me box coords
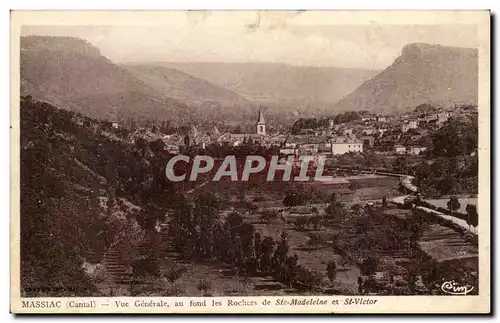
[228,109,267,145]
[256,109,266,135]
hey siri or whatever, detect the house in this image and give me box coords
[229,134,264,146]
[377,116,387,122]
[343,128,354,136]
[408,146,427,156]
[377,128,388,137]
[362,116,376,122]
[402,120,418,133]
[437,112,449,125]
[362,127,377,136]
[279,142,298,156]
[280,147,297,156]
[361,136,375,147]
[298,143,320,155]
[424,113,438,122]
[292,136,330,155]
[111,121,119,129]
[166,144,180,155]
[394,144,406,154]
[331,137,363,155]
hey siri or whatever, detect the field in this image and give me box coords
[92,172,478,296]
[154,174,402,296]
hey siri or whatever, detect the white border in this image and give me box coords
[3,1,497,322]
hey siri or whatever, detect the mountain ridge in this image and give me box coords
[334,43,478,114]
[152,61,380,112]
[121,63,256,121]
[20,35,193,123]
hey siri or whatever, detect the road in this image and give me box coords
[391,195,478,235]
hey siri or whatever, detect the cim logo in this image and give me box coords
[441,280,474,295]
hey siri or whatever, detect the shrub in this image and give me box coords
[196,279,212,296]
[360,256,378,276]
[293,217,308,230]
[326,261,337,283]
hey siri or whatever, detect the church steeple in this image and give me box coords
[256,109,266,135]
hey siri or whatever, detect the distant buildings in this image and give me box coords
[362,127,377,136]
[331,137,363,155]
[437,112,450,125]
[280,142,298,156]
[361,136,375,147]
[343,128,354,136]
[394,144,407,154]
[166,144,180,155]
[408,146,427,156]
[402,120,418,133]
[377,128,388,137]
[394,145,427,155]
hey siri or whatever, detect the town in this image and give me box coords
[107,103,477,162]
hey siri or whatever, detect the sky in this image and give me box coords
[21,11,479,69]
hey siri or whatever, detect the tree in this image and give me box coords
[360,256,378,276]
[414,103,437,114]
[259,237,275,273]
[292,266,322,291]
[382,196,387,208]
[254,232,262,267]
[272,234,290,278]
[326,261,337,285]
[309,215,322,230]
[466,204,479,229]
[325,201,344,221]
[431,118,478,158]
[165,266,186,295]
[293,217,308,231]
[283,191,301,207]
[196,279,212,296]
[261,211,278,225]
[184,134,190,147]
[393,156,408,174]
[447,196,461,216]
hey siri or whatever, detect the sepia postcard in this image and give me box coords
[10,10,491,314]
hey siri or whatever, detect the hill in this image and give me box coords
[155,62,379,113]
[20,36,192,124]
[20,97,183,295]
[121,64,255,120]
[334,43,478,114]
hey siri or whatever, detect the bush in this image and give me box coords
[132,257,161,278]
[283,191,302,207]
[293,217,308,230]
[196,279,212,296]
[326,261,337,283]
[360,256,378,276]
[292,266,323,291]
[261,211,278,224]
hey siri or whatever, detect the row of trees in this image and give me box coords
[290,111,369,134]
[291,117,330,134]
[169,192,324,290]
